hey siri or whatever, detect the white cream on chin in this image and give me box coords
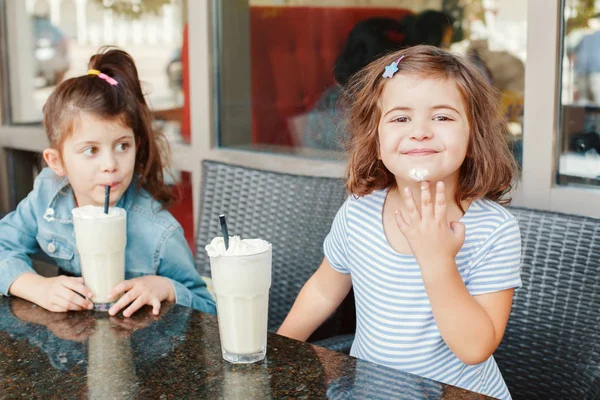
[408,167,429,182]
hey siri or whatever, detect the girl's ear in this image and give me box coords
[42,148,66,176]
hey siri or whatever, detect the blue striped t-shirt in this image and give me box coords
[324,190,522,400]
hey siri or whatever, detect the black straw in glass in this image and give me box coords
[104,186,110,214]
[219,214,229,250]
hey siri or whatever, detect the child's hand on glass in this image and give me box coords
[37,276,94,312]
[394,181,466,266]
[107,276,175,317]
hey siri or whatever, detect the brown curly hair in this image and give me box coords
[341,45,518,208]
[43,46,178,208]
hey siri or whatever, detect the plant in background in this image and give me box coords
[565,0,596,34]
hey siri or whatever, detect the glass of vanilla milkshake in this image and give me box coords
[205,236,272,364]
[72,206,126,311]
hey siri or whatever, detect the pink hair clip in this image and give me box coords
[88,69,118,86]
[382,55,405,79]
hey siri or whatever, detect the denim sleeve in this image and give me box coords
[158,226,216,315]
[0,189,41,296]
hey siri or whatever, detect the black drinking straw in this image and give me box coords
[104,186,110,214]
[219,214,229,250]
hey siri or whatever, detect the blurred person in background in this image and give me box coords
[401,9,454,49]
[299,10,454,152]
[574,13,600,104]
[300,17,405,151]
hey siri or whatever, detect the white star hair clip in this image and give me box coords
[382,55,405,79]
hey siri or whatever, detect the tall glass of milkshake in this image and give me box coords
[205,236,272,364]
[72,205,126,311]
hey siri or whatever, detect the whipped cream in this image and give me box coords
[205,236,271,257]
[72,205,126,219]
[408,167,429,182]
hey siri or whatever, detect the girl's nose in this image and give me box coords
[101,152,118,172]
[410,123,433,141]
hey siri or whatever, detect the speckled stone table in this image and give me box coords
[0,297,492,399]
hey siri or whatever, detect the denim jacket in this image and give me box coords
[0,168,216,315]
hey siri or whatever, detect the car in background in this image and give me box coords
[33,16,69,87]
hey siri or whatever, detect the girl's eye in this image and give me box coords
[393,116,410,123]
[83,147,98,156]
[116,143,130,152]
[434,115,453,122]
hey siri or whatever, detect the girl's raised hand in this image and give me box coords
[394,181,466,267]
[107,276,175,317]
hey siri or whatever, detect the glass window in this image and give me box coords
[4,0,191,144]
[214,0,526,166]
[559,0,600,187]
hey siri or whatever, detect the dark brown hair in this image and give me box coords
[342,45,517,207]
[43,46,177,208]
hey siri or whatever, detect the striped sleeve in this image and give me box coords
[323,199,351,274]
[466,217,522,296]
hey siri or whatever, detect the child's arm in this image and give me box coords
[0,194,41,297]
[107,225,216,317]
[396,181,520,365]
[419,260,514,365]
[1,187,94,312]
[277,257,352,342]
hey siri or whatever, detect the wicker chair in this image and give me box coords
[194,160,355,352]
[496,206,600,399]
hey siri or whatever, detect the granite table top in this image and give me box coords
[0,297,492,399]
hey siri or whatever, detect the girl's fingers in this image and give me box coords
[151,298,162,316]
[123,297,146,318]
[450,221,466,242]
[108,289,137,316]
[403,187,421,222]
[57,286,90,310]
[434,181,447,224]
[394,210,410,232]
[59,288,93,310]
[108,279,135,301]
[61,278,94,304]
[420,181,433,221]
[51,296,80,312]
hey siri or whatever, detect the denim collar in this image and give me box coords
[43,175,137,224]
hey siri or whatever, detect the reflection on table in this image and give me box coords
[0,297,490,399]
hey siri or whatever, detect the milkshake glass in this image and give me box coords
[206,236,272,364]
[72,206,126,311]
